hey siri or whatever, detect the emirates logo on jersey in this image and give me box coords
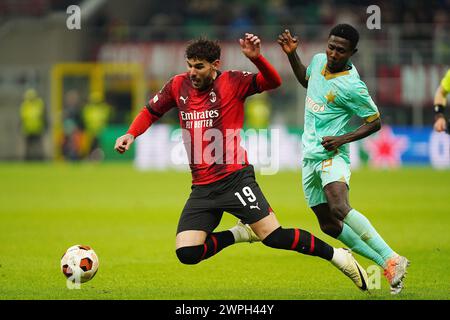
[180,110,219,120]
[181,109,220,129]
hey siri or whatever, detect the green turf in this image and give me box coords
[0,163,449,300]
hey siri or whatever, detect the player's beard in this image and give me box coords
[190,70,217,91]
[191,74,214,91]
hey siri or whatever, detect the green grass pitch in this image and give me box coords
[0,163,449,300]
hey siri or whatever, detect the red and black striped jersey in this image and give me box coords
[127,54,281,185]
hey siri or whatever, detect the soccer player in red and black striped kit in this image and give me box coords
[115,33,368,291]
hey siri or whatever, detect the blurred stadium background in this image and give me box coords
[0,0,449,300]
[1,0,449,166]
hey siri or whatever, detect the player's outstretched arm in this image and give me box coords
[277,29,308,88]
[114,107,153,154]
[239,33,281,90]
[321,118,381,152]
[433,84,448,132]
[114,133,135,154]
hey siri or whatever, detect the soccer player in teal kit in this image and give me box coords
[278,24,409,294]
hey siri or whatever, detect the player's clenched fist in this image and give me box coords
[321,136,345,152]
[114,133,135,154]
[277,29,299,55]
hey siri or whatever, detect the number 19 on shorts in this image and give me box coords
[234,186,256,206]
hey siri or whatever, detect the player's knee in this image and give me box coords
[262,227,285,249]
[319,222,341,238]
[329,204,350,220]
[175,245,204,265]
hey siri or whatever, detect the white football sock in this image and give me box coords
[229,225,248,243]
[330,248,347,267]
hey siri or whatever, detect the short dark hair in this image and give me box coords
[185,38,221,63]
[329,24,359,50]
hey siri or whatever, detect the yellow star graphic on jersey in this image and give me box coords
[325,91,336,104]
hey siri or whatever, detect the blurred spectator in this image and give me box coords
[82,91,112,161]
[62,89,83,161]
[432,69,450,133]
[20,88,46,160]
[107,17,130,43]
[245,93,271,129]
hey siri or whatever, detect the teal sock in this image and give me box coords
[344,209,395,265]
[337,223,385,267]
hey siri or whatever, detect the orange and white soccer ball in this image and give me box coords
[61,245,99,283]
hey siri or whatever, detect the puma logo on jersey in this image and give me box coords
[180,96,188,104]
[250,203,260,210]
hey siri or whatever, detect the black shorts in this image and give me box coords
[177,165,272,234]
